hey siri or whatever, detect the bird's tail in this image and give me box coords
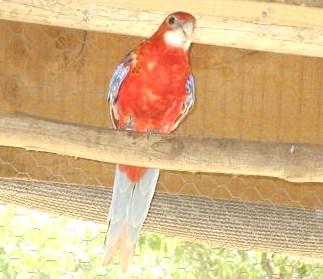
[102,165,159,271]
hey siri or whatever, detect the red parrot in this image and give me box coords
[103,11,196,270]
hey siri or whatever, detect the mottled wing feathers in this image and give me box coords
[171,73,195,131]
[107,53,133,128]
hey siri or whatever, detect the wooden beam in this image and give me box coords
[0,0,323,57]
[1,113,323,183]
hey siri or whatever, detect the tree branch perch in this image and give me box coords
[1,113,323,183]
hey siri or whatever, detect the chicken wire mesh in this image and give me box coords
[0,19,323,278]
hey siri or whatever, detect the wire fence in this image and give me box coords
[0,18,323,278]
[0,203,322,279]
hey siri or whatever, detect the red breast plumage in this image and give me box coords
[117,12,195,181]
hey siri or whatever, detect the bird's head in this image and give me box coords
[155,12,196,51]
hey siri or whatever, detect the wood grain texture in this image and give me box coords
[257,0,323,8]
[2,113,323,183]
[0,0,323,57]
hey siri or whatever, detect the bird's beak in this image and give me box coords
[180,21,195,40]
[179,20,195,50]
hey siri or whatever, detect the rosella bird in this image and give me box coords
[103,11,196,270]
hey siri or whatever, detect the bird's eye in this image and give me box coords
[168,16,175,25]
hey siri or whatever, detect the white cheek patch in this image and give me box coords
[164,29,187,49]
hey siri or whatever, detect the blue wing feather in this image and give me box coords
[171,73,196,131]
[107,53,132,128]
[185,73,195,108]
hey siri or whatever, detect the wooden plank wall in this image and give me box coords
[1,0,323,58]
[0,20,322,208]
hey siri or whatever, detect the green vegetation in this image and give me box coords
[0,204,322,278]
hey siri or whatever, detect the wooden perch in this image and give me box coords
[1,113,323,183]
[1,0,323,58]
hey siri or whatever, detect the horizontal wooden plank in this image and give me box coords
[0,0,323,57]
[1,113,323,183]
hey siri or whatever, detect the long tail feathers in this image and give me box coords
[102,166,159,271]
